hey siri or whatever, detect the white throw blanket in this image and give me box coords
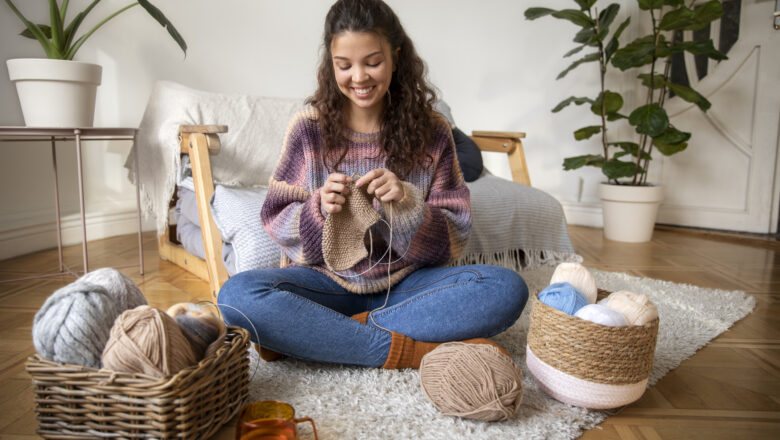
[124,81,302,234]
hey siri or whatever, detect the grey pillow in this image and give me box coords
[210,186,282,273]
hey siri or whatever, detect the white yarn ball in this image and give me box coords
[601,291,658,325]
[574,304,629,327]
[550,262,597,304]
[78,268,147,311]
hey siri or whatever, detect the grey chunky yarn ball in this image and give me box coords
[32,269,147,368]
[78,268,146,311]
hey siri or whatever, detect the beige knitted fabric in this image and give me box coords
[323,182,381,271]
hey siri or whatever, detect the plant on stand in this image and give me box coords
[525,0,726,242]
[4,0,187,127]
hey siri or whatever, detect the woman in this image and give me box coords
[218,0,528,369]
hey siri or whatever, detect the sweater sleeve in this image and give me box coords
[378,121,471,266]
[260,114,326,265]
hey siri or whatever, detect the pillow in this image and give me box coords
[452,127,484,182]
[210,185,282,274]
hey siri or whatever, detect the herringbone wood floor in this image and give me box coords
[0,225,778,439]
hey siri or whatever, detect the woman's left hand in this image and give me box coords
[355,168,405,203]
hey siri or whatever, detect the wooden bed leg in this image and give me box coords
[185,131,230,299]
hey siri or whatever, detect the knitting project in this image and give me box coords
[322,182,381,272]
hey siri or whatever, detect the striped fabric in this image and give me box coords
[261,107,471,294]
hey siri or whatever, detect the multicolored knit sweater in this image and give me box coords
[261,106,471,293]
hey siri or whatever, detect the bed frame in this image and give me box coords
[158,124,529,299]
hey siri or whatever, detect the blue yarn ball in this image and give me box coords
[538,282,590,315]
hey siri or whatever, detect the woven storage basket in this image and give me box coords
[526,290,659,409]
[26,326,250,439]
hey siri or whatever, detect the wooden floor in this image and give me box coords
[0,225,778,439]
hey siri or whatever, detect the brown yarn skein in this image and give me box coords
[102,305,198,377]
[419,342,524,422]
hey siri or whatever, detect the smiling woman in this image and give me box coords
[216,0,530,372]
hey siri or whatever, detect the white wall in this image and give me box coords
[0,0,639,260]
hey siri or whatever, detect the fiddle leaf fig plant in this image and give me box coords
[525,0,727,185]
[3,0,187,60]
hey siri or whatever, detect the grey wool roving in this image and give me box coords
[32,268,147,368]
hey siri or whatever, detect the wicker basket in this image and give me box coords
[26,326,251,439]
[526,290,659,409]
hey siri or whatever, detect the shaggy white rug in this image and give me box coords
[245,267,755,440]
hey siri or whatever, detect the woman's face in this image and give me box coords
[330,31,396,118]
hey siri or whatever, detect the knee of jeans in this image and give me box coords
[486,267,529,318]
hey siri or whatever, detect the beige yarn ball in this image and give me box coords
[102,305,198,377]
[602,291,658,325]
[550,262,598,304]
[419,342,523,422]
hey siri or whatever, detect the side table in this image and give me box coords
[0,127,144,281]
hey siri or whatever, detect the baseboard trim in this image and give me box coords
[561,201,603,228]
[0,209,151,261]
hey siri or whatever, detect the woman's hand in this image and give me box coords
[355,168,404,203]
[320,173,352,215]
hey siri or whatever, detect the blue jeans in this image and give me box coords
[217,264,528,367]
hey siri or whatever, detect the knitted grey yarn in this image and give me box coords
[33,281,125,368]
[78,268,147,310]
[33,268,147,368]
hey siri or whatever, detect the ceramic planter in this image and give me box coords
[598,183,664,243]
[7,58,102,127]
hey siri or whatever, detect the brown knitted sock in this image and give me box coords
[254,343,286,362]
[381,333,509,369]
[351,311,370,324]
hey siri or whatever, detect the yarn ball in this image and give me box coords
[102,305,198,377]
[32,281,126,368]
[167,302,227,360]
[601,291,658,325]
[574,304,629,327]
[549,262,598,304]
[538,282,590,315]
[419,342,523,422]
[78,268,147,311]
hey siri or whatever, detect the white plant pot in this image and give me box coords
[7,58,102,127]
[598,182,664,243]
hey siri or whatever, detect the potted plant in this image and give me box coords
[4,0,186,127]
[525,0,726,242]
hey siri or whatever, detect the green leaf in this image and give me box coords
[664,0,685,6]
[557,52,600,79]
[551,96,594,113]
[666,83,711,111]
[606,112,628,121]
[137,0,188,56]
[694,0,725,25]
[654,141,688,155]
[629,104,669,137]
[524,7,555,20]
[48,0,64,54]
[638,73,667,88]
[605,17,631,62]
[563,154,604,170]
[653,125,691,146]
[20,24,52,39]
[603,159,642,179]
[611,35,656,70]
[674,40,727,60]
[598,4,620,31]
[590,90,624,116]
[551,9,595,27]
[610,142,652,160]
[574,27,599,46]
[659,7,699,31]
[63,1,101,52]
[563,45,586,58]
[574,125,602,140]
[638,0,665,10]
[574,0,597,10]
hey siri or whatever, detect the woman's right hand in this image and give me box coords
[319,173,352,215]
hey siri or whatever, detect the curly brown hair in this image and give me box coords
[307,0,438,179]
